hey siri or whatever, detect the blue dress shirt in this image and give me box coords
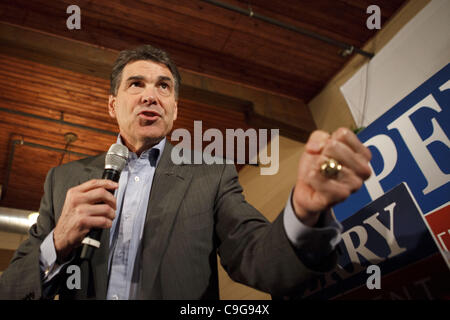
[106,137,164,299]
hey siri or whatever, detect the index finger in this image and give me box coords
[76,179,119,193]
[332,127,372,161]
[305,130,330,155]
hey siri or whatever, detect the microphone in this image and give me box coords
[80,143,129,260]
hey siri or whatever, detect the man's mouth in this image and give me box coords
[138,110,161,121]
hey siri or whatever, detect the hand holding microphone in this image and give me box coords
[53,144,128,262]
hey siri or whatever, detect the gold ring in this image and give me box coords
[320,158,342,178]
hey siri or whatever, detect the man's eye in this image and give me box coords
[160,83,169,90]
[130,81,142,87]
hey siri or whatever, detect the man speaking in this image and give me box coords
[0,44,371,299]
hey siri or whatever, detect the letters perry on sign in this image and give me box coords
[333,64,449,222]
[294,183,450,300]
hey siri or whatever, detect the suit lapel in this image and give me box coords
[140,143,193,297]
[81,153,110,299]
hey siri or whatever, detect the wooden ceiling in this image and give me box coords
[0,0,407,212]
[0,0,406,100]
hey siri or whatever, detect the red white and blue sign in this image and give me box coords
[333,64,449,221]
[291,64,450,300]
[297,183,449,300]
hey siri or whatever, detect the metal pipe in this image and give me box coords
[200,0,375,58]
[0,207,34,234]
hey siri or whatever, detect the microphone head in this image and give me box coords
[105,143,129,172]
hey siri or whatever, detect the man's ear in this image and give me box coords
[108,95,117,119]
[173,101,178,122]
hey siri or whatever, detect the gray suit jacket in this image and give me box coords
[0,143,337,299]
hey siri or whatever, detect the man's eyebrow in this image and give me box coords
[157,76,173,84]
[125,75,146,82]
[125,75,173,83]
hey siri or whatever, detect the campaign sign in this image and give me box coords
[334,253,450,300]
[424,203,450,259]
[333,64,449,221]
[295,183,449,300]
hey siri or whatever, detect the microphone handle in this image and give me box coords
[80,169,121,260]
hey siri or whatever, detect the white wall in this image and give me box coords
[341,0,450,127]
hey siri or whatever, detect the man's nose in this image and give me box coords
[141,90,156,105]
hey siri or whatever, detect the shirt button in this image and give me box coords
[112,294,119,300]
[135,176,140,182]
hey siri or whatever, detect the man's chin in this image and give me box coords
[138,130,167,144]
[135,124,171,145]
[141,135,165,144]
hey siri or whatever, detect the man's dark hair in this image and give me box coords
[110,44,181,99]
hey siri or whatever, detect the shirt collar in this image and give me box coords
[116,135,165,167]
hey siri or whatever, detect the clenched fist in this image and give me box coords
[53,179,118,261]
[293,127,372,227]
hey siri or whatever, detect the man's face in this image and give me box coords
[108,60,178,151]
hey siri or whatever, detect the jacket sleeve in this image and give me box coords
[214,164,339,297]
[0,167,59,299]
